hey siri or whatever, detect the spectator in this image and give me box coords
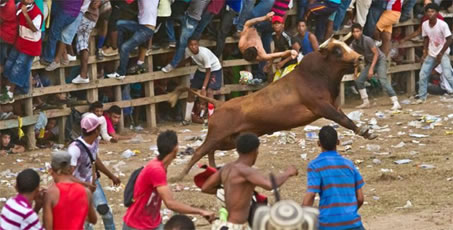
[165,0,190,49]
[234,0,256,37]
[99,0,122,58]
[72,0,101,84]
[177,37,222,125]
[68,113,120,230]
[190,0,226,40]
[350,23,402,110]
[214,0,241,58]
[2,0,43,104]
[400,0,418,22]
[350,0,372,27]
[374,0,403,56]
[302,126,365,230]
[164,215,195,230]
[293,20,319,56]
[363,0,386,37]
[104,105,133,140]
[0,169,44,230]
[400,3,445,44]
[106,0,158,80]
[428,65,453,95]
[417,3,453,103]
[40,0,82,70]
[304,0,341,42]
[36,118,58,148]
[123,130,215,229]
[0,0,18,74]
[325,0,352,40]
[161,0,211,73]
[84,101,115,143]
[0,131,25,155]
[43,151,97,229]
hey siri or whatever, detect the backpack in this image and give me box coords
[123,166,144,207]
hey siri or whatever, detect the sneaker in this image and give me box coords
[61,59,69,66]
[102,47,118,57]
[106,72,125,80]
[45,61,60,71]
[152,43,161,50]
[375,40,382,47]
[0,88,14,104]
[72,75,90,84]
[39,59,50,66]
[67,54,77,61]
[33,56,40,63]
[162,64,175,73]
[169,41,176,48]
[415,98,426,104]
[181,120,192,126]
[391,102,402,111]
[96,49,104,60]
[127,64,147,75]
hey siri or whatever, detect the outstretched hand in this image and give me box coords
[266,12,275,20]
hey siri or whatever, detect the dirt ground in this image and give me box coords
[1,95,453,230]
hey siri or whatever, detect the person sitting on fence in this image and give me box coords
[67,113,121,230]
[350,23,402,110]
[293,20,319,56]
[43,151,97,229]
[122,130,215,230]
[0,130,25,155]
[269,16,299,82]
[416,3,453,103]
[84,101,116,143]
[104,105,134,140]
[373,0,403,57]
[0,168,44,229]
[304,0,341,42]
[178,37,222,126]
[2,0,43,104]
[428,64,453,95]
[238,12,298,63]
[201,133,298,230]
[302,126,365,230]
[71,0,101,84]
[106,0,158,80]
[164,214,195,230]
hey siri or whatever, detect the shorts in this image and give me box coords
[4,47,33,93]
[190,69,222,90]
[76,16,97,53]
[211,220,250,230]
[376,10,401,33]
[0,40,13,66]
[61,12,83,44]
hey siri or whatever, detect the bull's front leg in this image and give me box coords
[314,103,377,140]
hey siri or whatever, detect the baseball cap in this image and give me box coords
[81,113,100,132]
[51,151,72,173]
[272,15,284,24]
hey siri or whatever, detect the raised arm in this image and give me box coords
[244,12,274,29]
[259,50,295,61]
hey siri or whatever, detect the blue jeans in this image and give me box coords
[122,223,163,230]
[363,0,386,37]
[333,0,352,31]
[42,5,77,63]
[400,0,417,21]
[191,11,215,40]
[4,47,33,93]
[216,9,238,58]
[236,0,256,32]
[297,0,308,21]
[355,58,396,97]
[419,54,453,100]
[252,0,275,18]
[85,180,115,230]
[117,20,155,75]
[170,15,199,67]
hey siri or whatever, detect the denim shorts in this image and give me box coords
[191,69,222,90]
[4,47,33,93]
[61,12,83,44]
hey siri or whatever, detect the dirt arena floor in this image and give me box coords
[1,95,453,230]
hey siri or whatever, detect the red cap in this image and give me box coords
[272,16,284,24]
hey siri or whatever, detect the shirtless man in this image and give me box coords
[201,133,298,229]
[239,12,298,62]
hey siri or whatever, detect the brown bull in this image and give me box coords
[168,38,376,179]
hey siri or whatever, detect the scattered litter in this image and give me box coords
[347,111,362,122]
[408,121,422,128]
[342,140,353,146]
[392,142,405,148]
[411,140,420,144]
[446,131,453,135]
[397,132,406,136]
[395,200,413,210]
[0,169,17,179]
[409,133,429,138]
[373,196,380,201]
[366,144,381,152]
[134,125,144,132]
[104,185,123,192]
[394,159,412,165]
[380,168,393,173]
[187,140,203,148]
[401,99,411,105]
[16,159,24,163]
[305,132,318,141]
[447,177,453,181]
[184,135,204,141]
[121,149,139,158]
[298,139,306,149]
[300,154,308,160]
[180,129,191,133]
[180,147,195,156]
[276,132,297,144]
[418,164,435,169]
[375,111,386,119]
[447,114,453,119]
[127,135,145,144]
[409,151,418,155]
[112,161,126,172]
[374,152,390,156]
[372,159,382,164]
[369,118,377,125]
[215,151,226,157]
[304,125,321,132]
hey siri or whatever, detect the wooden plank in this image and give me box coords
[24,98,36,150]
[144,55,157,128]
[114,86,124,132]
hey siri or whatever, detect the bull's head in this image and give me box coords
[319,34,365,76]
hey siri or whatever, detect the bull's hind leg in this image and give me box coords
[313,103,377,140]
[207,135,237,168]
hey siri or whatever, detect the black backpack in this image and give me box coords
[123,166,144,207]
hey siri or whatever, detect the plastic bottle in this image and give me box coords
[219,207,228,221]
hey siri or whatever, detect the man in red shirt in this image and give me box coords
[123,130,215,230]
[0,0,18,74]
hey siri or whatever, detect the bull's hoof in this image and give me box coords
[357,126,378,140]
[365,133,378,140]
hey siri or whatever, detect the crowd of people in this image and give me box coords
[0,0,452,229]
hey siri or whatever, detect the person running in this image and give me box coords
[201,133,298,229]
[238,12,298,62]
[302,126,365,230]
[350,23,401,110]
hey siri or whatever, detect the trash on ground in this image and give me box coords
[342,140,353,146]
[121,149,139,158]
[373,196,380,201]
[395,200,413,210]
[380,168,393,173]
[347,111,362,122]
[180,147,195,156]
[375,111,386,119]
[372,159,382,165]
[300,154,308,161]
[305,132,318,141]
[401,99,411,105]
[276,132,297,144]
[366,144,381,152]
[418,164,435,169]
[127,135,145,144]
[304,125,321,132]
[374,152,390,156]
[394,159,412,164]
[447,177,453,181]
[298,139,306,149]
[369,118,377,125]
[180,129,191,133]
[397,131,406,136]
[409,133,429,138]
[392,142,405,148]
[409,151,418,155]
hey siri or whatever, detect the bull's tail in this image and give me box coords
[168,86,224,108]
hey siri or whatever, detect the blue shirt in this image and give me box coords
[307,151,364,230]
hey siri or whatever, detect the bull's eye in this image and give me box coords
[333,47,343,58]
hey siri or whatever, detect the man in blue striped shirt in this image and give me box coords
[303,126,365,230]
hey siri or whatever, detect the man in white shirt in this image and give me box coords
[417,3,453,103]
[179,37,222,125]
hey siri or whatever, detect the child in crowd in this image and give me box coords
[2,0,43,104]
[0,131,25,155]
[0,168,44,229]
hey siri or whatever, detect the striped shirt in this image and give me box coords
[0,194,43,230]
[307,151,364,230]
[271,0,290,17]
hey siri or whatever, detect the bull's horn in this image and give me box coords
[340,32,352,42]
[319,36,333,48]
